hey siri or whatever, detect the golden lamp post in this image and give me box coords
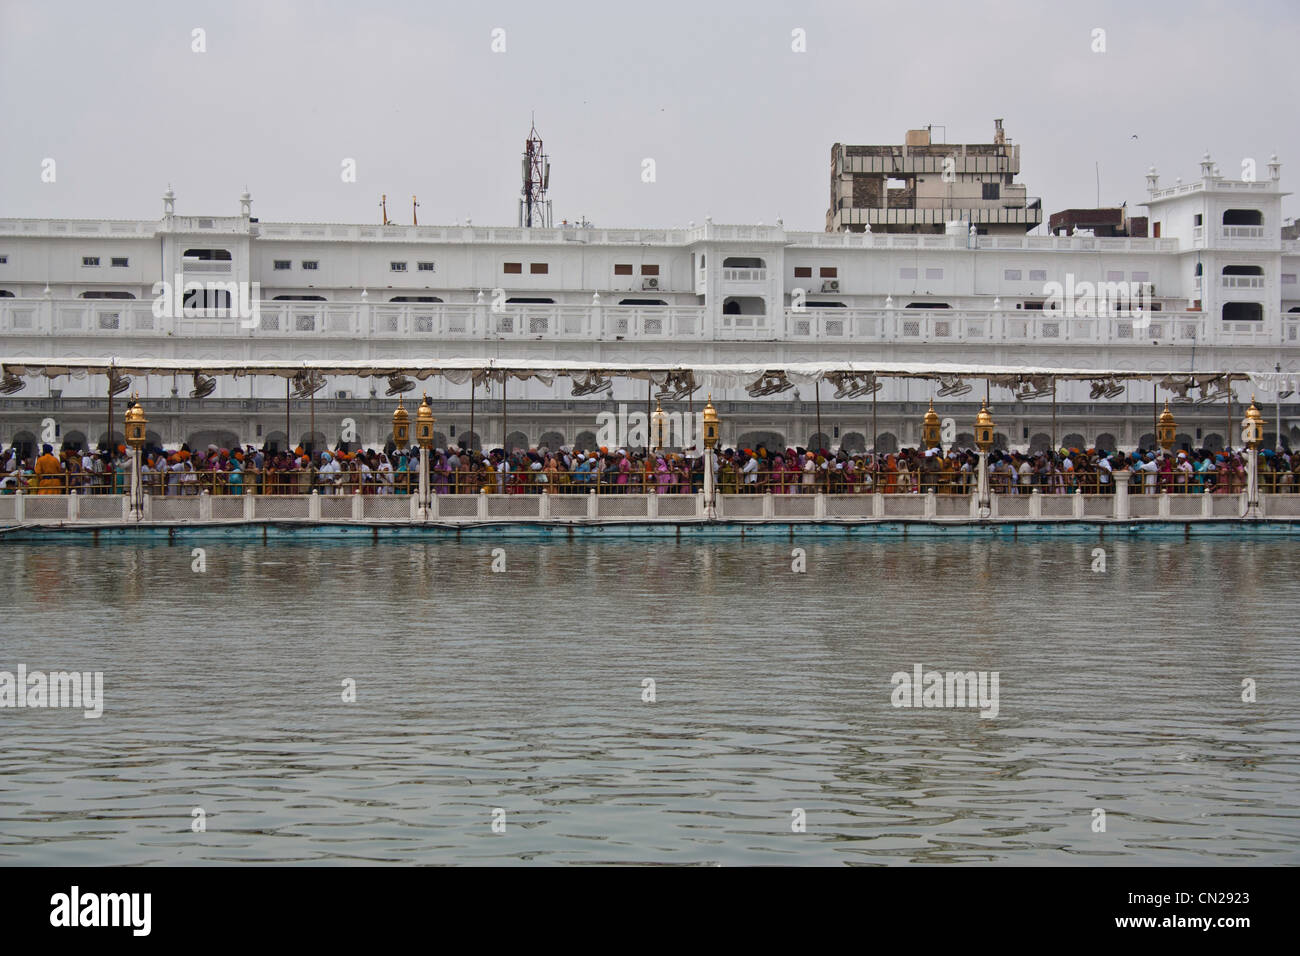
[974,399,995,515]
[416,394,435,517]
[124,393,148,517]
[392,396,410,448]
[1157,401,1177,453]
[702,395,719,519]
[651,399,668,454]
[922,399,942,451]
[1242,397,1266,514]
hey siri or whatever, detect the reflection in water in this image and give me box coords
[0,538,1297,865]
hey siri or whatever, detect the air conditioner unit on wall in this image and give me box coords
[822,279,840,292]
[642,277,660,290]
[335,389,352,399]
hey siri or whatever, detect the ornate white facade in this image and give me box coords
[2,153,1298,454]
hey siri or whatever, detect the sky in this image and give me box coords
[2,0,1297,231]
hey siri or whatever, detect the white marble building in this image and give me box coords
[1,151,1297,455]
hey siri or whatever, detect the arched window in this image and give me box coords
[273,295,326,301]
[1222,265,1263,275]
[0,290,14,297]
[506,297,555,304]
[1222,302,1263,322]
[721,296,765,315]
[390,295,443,302]
[1222,209,1263,226]
[617,298,666,306]
[735,431,786,452]
[80,291,136,299]
[182,248,233,260]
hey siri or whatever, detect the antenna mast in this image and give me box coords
[519,116,552,228]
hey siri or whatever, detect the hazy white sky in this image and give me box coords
[3,0,1296,230]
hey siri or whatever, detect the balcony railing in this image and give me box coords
[1223,226,1266,239]
[721,268,766,281]
[785,232,1181,252]
[3,299,1296,347]
[1221,276,1266,288]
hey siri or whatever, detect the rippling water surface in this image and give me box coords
[1,537,1297,865]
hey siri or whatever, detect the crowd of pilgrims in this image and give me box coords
[4,440,1299,496]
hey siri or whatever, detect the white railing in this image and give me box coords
[785,232,1182,252]
[1221,276,1266,288]
[7,490,1297,526]
[1222,226,1266,239]
[717,312,775,337]
[780,308,1210,345]
[0,218,156,237]
[0,300,711,341]
[722,268,767,281]
[6,298,1297,347]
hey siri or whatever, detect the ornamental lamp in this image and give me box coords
[922,398,942,449]
[416,394,436,449]
[391,396,411,448]
[1157,401,1177,451]
[124,393,148,450]
[702,395,720,449]
[1243,396,1265,449]
[651,399,668,451]
[974,400,995,452]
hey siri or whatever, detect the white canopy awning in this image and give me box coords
[0,356,1260,390]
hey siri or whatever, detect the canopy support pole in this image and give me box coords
[815,379,823,451]
[1051,378,1057,450]
[310,378,316,456]
[872,383,878,453]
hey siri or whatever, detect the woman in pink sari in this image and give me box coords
[617,451,631,493]
[655,456,672,494]
[770,455,786,494]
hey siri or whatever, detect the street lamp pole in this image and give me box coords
[975,400,995,518]
[1243,397,1265,517]
[124,393,147,519]
[702,395,719,520]
[417,394,435,518]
